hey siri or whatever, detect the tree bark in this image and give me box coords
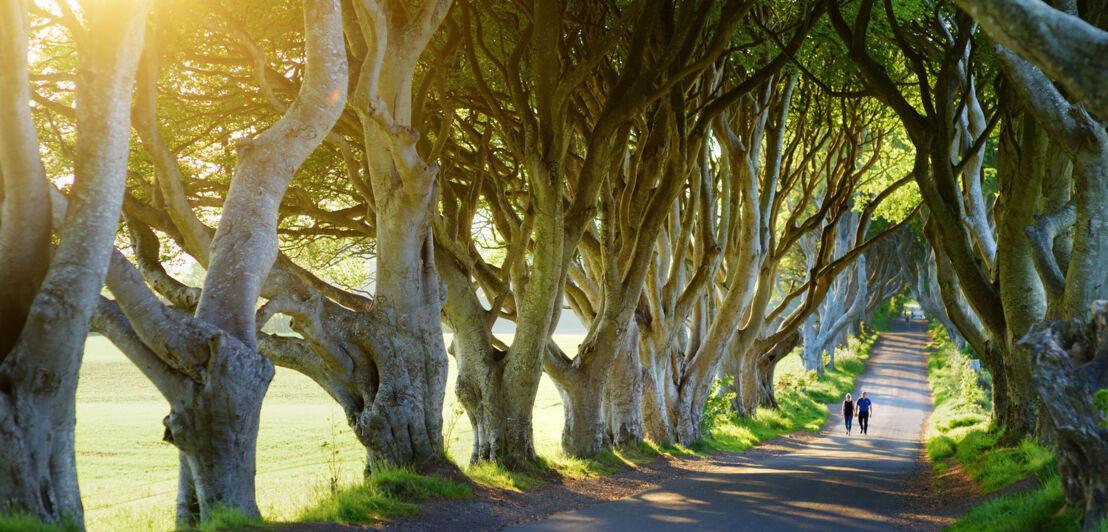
[994,109,1048,439]
[756,331,802,409]
[955,0,1108,122]
[1021,301,1108,529]
[602,322,645,448]
[0,2,149,525]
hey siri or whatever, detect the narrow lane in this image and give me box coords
[511,320,933,531]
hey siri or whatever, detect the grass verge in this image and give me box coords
[701,332,876,452]
[462,331,877,496]
[297,467,472,525]
[0,512,79,532]
[195,506,269,531]
[923,322,1100,530]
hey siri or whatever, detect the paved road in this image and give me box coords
[511,319,933,531]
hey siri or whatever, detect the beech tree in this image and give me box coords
[826,0,1043,436]
[434,0,759,464]
[975,5,1108,522]
[88,0,349,523]
[78,0,456,492]
[800,208,866,373]
[0,0,150,525]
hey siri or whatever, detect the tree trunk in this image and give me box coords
[602,325,645,448]
[343,0,452,474]
[801,318,823,373]
[164,339,273,523]
[640,338,679,445]
[674,375,713,446]
[554,366,606,457]
[756,331,802,409]
[0,2,149,525]
[357,206,447,473]
[995,110,1048,440]
[438,250,540,468]
[0,356,82,524]
[547,312,635,457]
[756,357,778,409]
[734,349,760,418]
[1021,302,1108,529]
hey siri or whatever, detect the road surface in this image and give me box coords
[511,319,933,531]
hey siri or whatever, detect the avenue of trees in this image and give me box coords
[1,0,1106,529]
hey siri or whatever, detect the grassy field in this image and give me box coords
[75,333,579,531]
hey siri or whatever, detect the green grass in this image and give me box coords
[922,323,1091,531]
[700,333,876,452]
[949,471,1086,532]
[195,506,269,531]
[0,512,80,532]
[297,467,471,524]
[76,326,877,530]
[75,333,573,531]
[464,461,545,492]
[923,323,1050,490]
[463,441,668,493]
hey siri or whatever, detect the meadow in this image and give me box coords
[75,333,577,531]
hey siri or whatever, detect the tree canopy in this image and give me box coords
[2,0,1107,529]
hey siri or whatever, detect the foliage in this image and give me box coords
[319,416,346,495]
[442,399,468,464]
[1096,389,1108,428]
[869,293,909,332]
[701,375,737,434]
[298,468,471,524]
[925,322,993,460]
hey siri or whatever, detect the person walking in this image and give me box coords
[857,391,873,435]
[842,393,855,434]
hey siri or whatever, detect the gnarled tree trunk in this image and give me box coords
[1022,302,1108,529]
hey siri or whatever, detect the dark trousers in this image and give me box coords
[845,414,853,432]
[858,411,869,434]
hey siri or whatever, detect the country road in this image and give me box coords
[511,319,934,531]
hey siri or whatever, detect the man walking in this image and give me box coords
[856,391,873,435]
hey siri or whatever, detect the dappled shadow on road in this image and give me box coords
[513,321,941,532]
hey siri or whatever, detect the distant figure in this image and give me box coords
[905,311,910,324]
[857,391,873,435]
[842,393,855,434]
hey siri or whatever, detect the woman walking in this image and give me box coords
[842,393,855,434]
